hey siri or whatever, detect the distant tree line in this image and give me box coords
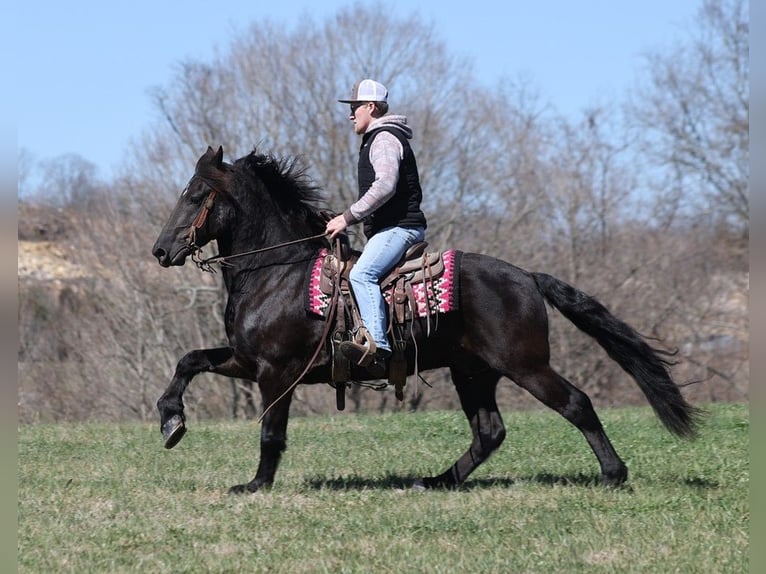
[18,0,748,423]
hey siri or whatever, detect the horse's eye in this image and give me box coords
[189,191,205,205]
[181,178,206,203]
[184,184,208,205]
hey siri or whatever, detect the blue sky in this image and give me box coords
[14,1,701,180]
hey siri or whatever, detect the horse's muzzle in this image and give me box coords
[152,245,173,267]
[152,244,190,267]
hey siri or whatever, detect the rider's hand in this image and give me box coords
[325,214,348,239]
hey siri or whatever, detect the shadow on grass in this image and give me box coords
[681,477,720,489]
[303,472,612,491]
[514,472,606,488]
[303,471,720,491]
[304,474,423,490]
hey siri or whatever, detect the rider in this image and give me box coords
[325,79,427,376]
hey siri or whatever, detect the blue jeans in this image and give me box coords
[349,225,426,353]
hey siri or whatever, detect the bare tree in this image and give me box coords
[34,154,103,208]
[618,0,749,401]
[627,0,748,250]
[145,5,475,217]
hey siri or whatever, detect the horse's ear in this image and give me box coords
[214,146,224,168]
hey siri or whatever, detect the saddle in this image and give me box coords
[318,239,449,405]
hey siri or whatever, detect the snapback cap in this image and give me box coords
[338,79,388,103]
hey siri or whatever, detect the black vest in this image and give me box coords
[358,127,427,238]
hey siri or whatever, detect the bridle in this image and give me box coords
[182,174,329,273]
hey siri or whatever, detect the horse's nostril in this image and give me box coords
[153,247,166,260]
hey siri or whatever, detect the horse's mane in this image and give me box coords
[232,150,329,234]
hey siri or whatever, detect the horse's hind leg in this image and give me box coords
[157,347,249,449]
[513,365,628,486]
[416,367,505,490]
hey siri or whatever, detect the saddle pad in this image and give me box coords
[305,248,461,319]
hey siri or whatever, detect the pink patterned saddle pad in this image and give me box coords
[306,249,461,319]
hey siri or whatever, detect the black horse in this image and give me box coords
[152,146,699,494]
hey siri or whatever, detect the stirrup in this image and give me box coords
[340,340,375,367]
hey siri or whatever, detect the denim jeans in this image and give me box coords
[349,225,426,353]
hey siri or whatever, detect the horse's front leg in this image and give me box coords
[228,380,295,495]
[157,347,249,449]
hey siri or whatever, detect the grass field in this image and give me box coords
[18,402,748,573]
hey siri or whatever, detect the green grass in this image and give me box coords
[18,403,748,573]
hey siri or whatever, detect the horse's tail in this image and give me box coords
[532,272,701,438]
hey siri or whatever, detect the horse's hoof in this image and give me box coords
[228,479,272,494]
[161,415,186,449]
[411,480,427,492]
[602,464,628,488]
[228,484,250,495]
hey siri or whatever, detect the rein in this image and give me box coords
[191,232,330,273]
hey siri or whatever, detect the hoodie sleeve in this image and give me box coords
[343,131,403,224]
